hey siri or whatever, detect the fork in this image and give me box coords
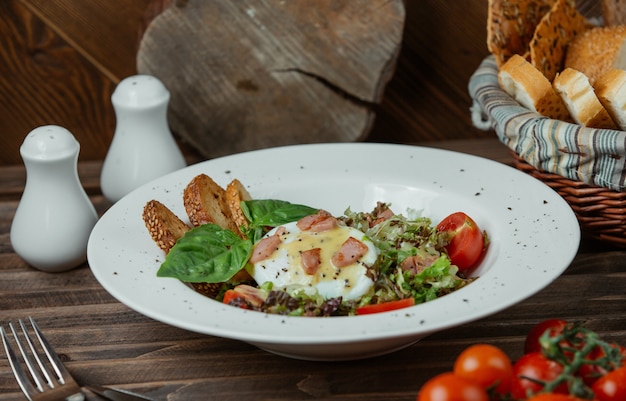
[1,317,85,401]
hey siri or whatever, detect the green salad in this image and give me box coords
[157,200,484,317]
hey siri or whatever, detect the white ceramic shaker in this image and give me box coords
[10,126,99,272]
[100,75,186,203]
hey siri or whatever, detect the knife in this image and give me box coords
[86,385,156,401]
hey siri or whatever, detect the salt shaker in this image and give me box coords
[10,126,99,272]
[100,75,186,203]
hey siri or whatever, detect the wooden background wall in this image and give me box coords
[0,0,490,166]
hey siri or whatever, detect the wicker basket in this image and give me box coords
[511,153,626,247]
[469,57,626,248]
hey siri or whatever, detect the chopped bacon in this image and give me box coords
[372,207,395,226]
[249,227,285,263]
[296,210,338,232]
[331,237,369,267]
[401,254,438,275]
[300,248,322,275]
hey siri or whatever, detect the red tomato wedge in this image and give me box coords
[356,298,415,315]
[437,212,485,271]
[222,284,266,309]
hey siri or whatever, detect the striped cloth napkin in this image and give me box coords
[468,55,626,192]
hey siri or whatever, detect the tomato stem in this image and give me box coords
[537,324,623,399]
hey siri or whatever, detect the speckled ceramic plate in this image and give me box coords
[87,143,580,361]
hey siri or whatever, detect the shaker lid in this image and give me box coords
[20,125,79,161]
[112,75,170,108]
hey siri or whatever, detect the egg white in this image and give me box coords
[247,221,378,300]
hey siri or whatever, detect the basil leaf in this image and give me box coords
[242,199,318,227]
[241,199,318,242]
[157,224,252,283]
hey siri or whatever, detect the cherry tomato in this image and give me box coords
[356,297,415,315]
[524,319,569,354]
[437,212,485,271]
[510,352,568,400]
[417,372,489,401]
[453,344,513,395]
[525,394,588,401]
[592,366,626,401]
[577,343,626,386]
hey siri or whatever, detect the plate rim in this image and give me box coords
[88,142,580,347]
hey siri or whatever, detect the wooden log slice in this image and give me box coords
[137,0,404,159]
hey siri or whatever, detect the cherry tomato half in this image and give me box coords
[524,319,569,354]
[453,344,513,395]
[510,352,568,400]
[356,297,415,315]
[437,212,485,271]
[417,372,489,401]
[592,366,626,401]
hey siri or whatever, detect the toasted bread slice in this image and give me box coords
[565,25,626,85]
[553,68,617,129]
[487,0,555,67]
[183,174,240,233]
[142,199,191,254]
[529,0,589,81]
[226,179,252,237]
[595,68,626,130]
[498,54,572,121]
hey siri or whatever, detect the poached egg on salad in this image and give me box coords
[247,219,378,301]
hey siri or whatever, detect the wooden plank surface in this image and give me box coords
[1,139,625,400]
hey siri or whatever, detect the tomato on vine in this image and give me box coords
[524,319,568,354]
[417,372,489,401]
[510,352,568,399]
[591,366,626,401]
[453,344,513,395]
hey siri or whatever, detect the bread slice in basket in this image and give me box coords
[595,68,626,130]
[498,54,572,121]
[553,68,617,129]
[486,0,555,67]
[565,25,626,85]
[528,0,588,81]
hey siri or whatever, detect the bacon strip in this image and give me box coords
[297,210,338,232]
[331,237,369,268]
[400,254,438,275]
[301,248,322,275]
[249,227,285,263]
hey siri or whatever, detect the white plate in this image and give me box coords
[88,143,580,361]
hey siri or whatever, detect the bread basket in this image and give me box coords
[468,56,626,247]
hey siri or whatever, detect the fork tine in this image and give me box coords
[1,324,40,401]
[18,319,55,388]
[28,317,72,385]
[2,318,84,401]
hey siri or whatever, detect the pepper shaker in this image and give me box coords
[100,75,186,203]
[10,126,99,272]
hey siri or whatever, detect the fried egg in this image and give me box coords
[247,222,378,300]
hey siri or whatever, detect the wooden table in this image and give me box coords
[1,138,625,401]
